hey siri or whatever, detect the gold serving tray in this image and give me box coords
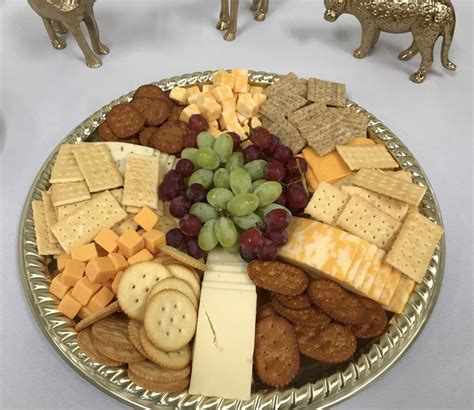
[18,70,445,409]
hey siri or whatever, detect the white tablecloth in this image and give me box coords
[1,0,472,408]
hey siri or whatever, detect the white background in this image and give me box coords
[0,0,472,409]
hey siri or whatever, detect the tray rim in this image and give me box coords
[18,69,445,409]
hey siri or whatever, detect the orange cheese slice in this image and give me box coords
[356,249,385,294]
[379,268,402,305]
[368,260,393,302]
[302,147,351,184]
[339,240,369,283]
[383,275,415,314]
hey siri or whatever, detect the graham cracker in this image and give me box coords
[260,91,307,121]
[341,185,409,221]
[50,181,91,206]
[122,154,159,209]
[73,143,123,192]
[32,200,62,256]
[386,211,444,283]
[267,118,306,154]
[336,144,399,170]
[307,78,346,107]
[383,274,415,314]
[42,191,58,243]
[304,182,350,225]
[351,169,427,206]
[51,191,127,252]
[336,195,401,251]
[49,144,84,183]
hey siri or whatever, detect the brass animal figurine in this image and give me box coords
[323,0,456,83]
[28,0,109,68]
[217,0,270,41]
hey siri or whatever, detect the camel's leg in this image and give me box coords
[217,0,229,31]
[369,28,380,49]
[84,12,109,55]
[250,0,259,11]
[52,20,68,34]
[66,23,101,68]
[255,0,269,22]
[41,18,66,49]
[354,23,379,58]
[224,0,238,41]
[398,38,419,61]
[410,31,438,83]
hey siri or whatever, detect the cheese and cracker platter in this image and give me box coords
[18,69,445,408]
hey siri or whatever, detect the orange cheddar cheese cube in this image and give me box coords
[85,257,116,283]
[56,252,70,272]
[179,103,201,123]
[111,270,124,294]
[61,259,86,287]
[71,276,101,305]
[70,243,98,262]
[134,207,159,232]
[143,229,166,254]
[49,274,71,300]
[102,280,114,291]
[57,292,82,319]
[88,287,115,313]
[169,87,188,105]
[128,248,154,265]
[108,252,128,272]
[78,305,93,320]
[94,228,119,253]
[302,147,351,184]
[213,70,235,88]
[185,86,201,103]
[211,85,234,103]
[233,74,249,94]
[118,229,145,258]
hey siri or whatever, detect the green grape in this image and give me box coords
[244,159,267,181]
[195,148,220,170]
[253,181,283,207]
[225,152,244,172]
[227,193,260,217]
[223,242,240,254]
[257,203,292,218]
[230,168,252,195]
[198,219,218,251]
[190,202,218,222]
[188,169,214,188]
[207,188,234,210]
[180,148,199,168]
[213,133,233,163]
[214,217,238,248]
[197,132,215,149]
[233,213,263,230]
[252,179,266,191]
[213,168,230,189]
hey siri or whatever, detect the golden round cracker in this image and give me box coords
[144,290,197,352]
[128,320,148,358]
[128,370,189,393]
[94,336,145,363]
[92,316,134,350]
[165,264,201,297]
[77,328,125,367]
[75,301,120,333]
[139,326,191,370]
[159,245,206,271]
[153,255,178,265]
[146,277,198,309]
[117,262,171,320]
[128,360,190,383]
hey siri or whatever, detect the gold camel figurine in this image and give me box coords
[323,0,456,83]
[28,0,109,68]
[217,0,270,41]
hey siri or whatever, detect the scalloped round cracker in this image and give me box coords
[117,262,171,320]
[146,277,198,309]
[159,245,206,271]
[165,264,201,297]
[75,301,120,333]
[128,320,148,358]
[94,336,145,363]
[92,316,134,350]
[128,370,189,393]
[77,328,124,367]
[128,360,190,383]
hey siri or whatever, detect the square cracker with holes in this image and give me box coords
[49,144,84,184]
[336,195,401,251]
[32,200,62,256]
[50,181,91,207]
[336,144,399,170]
[386,211,443,283]
[304,182,350,225]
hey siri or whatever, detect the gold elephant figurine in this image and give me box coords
[323,0,456,83]
[217,0,270,41]
[28,0,109,68]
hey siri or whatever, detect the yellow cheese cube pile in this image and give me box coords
[170,69,266,139]
[50,207,167,320]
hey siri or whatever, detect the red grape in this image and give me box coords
[264,160,286,182]
[186,183,207,203]
[264,229,288,246]
[179,214,203,237]
[183,130,198,148]
[287,184,309,208]
[240,249,255,262]
[288,206,305,216]
[175,159,194,177]
[188,114,209,133]
[250,127,272,149]
[158,182,180,201]
[288,157,308,175]
[166,228,185,248]
[265,209,290,230]
[273,146,293,165]
[263,135,280,156]
[240,228,264,253]
[243,145,262,162]
[275,190,287,206]
[228,132,241,151]
[257,239,279,261]
[186,237,207,259]
[169,196,191,218]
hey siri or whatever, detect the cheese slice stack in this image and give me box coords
[278,217,415,314]
[189,249,256,400]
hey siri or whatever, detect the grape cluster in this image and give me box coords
[159,115,309,261]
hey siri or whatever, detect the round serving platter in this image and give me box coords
[18,70,445,409]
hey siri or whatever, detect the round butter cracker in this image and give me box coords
[146,277,198,309]
[77,328,124,367]
[165,264,201,297]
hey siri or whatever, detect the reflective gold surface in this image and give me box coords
[323,0,456,83]
[18,70,445,409]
